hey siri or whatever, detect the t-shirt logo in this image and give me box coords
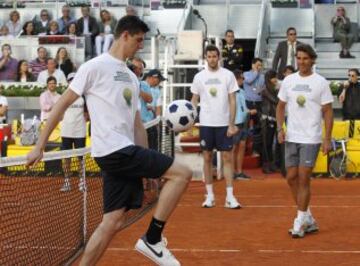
[114,71,132,83]
[123,88,132,107]
[296,95,306,107]
[209,87,217,97]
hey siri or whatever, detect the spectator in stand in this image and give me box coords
[34,9,50,35]
[57,5,76,34]
[261,70,279,174]
[29,47,48,79]
[331,6,355,58]
[126,5,138,16]
[76,6,99,60]
[339,68,360,120]
[272,27,303,80]
[222,29,243,72]
[67,22,78,36]
[55,47,75,78]
[16,60,35,82]
[0,44,18,81]
[0,86,8,123]
[37,58,67,85]
[47,21,60,35]
[233,70,256,180]
[95,9,117,56]
[21,21,36,36]
[0,25,14,40]
[283,65,296,78]
[6,10,21,37]
[39,76,61,121]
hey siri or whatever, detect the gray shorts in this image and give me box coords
[285,142,321,168]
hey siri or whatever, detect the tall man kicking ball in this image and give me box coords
[26,16,191,265]
[191,45,241,209]
[276,44,333,238]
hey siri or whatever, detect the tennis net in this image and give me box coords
[0,117,174,265]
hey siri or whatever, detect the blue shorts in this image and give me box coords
[233,124,248,144]
[199,126,233,151]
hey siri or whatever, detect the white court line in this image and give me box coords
[185,194,360,198]
[178,204,360,208]
[107,247,360,254]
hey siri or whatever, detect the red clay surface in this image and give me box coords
[75,169,360,266]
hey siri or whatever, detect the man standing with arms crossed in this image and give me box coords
[27,15,191,266]
[276,44,333,238]
[191,45,241,209]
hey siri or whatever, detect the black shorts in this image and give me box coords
[61,137,86,150]
[94,145,174,213]
[199,126,233,151]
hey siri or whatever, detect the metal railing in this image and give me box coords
[254,0,269,59]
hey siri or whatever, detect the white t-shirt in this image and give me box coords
[61,97,86,138]
[190,67,238,126]
[278,72,333,144]
[0,95,8,122]
[70,53,139,157]
[37,69,68,86]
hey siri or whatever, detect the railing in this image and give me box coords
[176,0,192,34]
[254,0,269,58]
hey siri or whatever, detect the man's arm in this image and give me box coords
[134,111,148,148]
[276,100,286,143]
[227,92,238,137]
[26,89,79,166]
[191,94,199,108]
[139,90,152,103]
[244,71,259,85]
[322,103,334,154]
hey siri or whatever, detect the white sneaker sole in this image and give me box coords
[135,239,163,266]
[224,202,241,209]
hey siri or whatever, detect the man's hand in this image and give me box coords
[322,139,331,155]
[249,109,257,115]
[26,147,44,167]
[227,125,238,137]
[339,90,346,103]
[277,129,286,144]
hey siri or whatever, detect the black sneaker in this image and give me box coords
[234,172,251,180]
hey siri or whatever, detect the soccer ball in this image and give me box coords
[164,100,196,132]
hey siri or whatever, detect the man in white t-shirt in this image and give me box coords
[276,44,333,238]
[26,16,191,266]
[60,72,89,192]
[191,45,241,209]
[37,58,67,86]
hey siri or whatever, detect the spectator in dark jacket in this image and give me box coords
[339,68,360,120]
[55,47,75,78]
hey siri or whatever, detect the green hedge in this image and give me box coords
[1,85,67,97]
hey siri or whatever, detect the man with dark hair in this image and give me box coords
[222,29,243,71]
[276,43,333,238]
[272,27,303,80]
[191,45,241,209]
[39,76,61,121]
[339,68,360,120]
[57,5,76,34]
[27,15,191,266]
[29,47,48,79]
[0,43,18,81]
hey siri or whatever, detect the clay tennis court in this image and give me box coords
[75,169,360,266]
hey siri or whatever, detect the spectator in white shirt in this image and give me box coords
[37,58,67,85]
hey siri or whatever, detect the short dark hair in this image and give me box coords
[114,15,149,39]
[47,76,57,84]
[265,69,277,89]
[1,43,11,51]
[251,57,262,65]
[37,46,46,52]
[205,45,220,56]
[286,27,296,35]
[233,69,243,80]
[296,44,317,60]
[348,68,360,76]
[283,65,296,74]
[225,29,234,35]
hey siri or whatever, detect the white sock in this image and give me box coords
[297,210,307,222]
[206,184,214,197]
[306,207,312,216]
[226,186,234,198]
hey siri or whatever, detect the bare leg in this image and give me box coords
[286,166,299,205]
[297,166,312,211]
[222,150,234,187]
[236,140,246,173]
[202,150,214,185]
[80,208,126,266]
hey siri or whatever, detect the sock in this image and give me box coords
[297,210,307,222]
[306,207,312,216]
[306,207,314,222]
[145,217,166,245]
[226,186,234,198]
[206,184,214,197]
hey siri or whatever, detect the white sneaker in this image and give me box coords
[291,218,306,238]
[288,216,319,235]
[224,196,242,209]
[60,182,71,192]
[202,194,215,208]
[135,236,181,266]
